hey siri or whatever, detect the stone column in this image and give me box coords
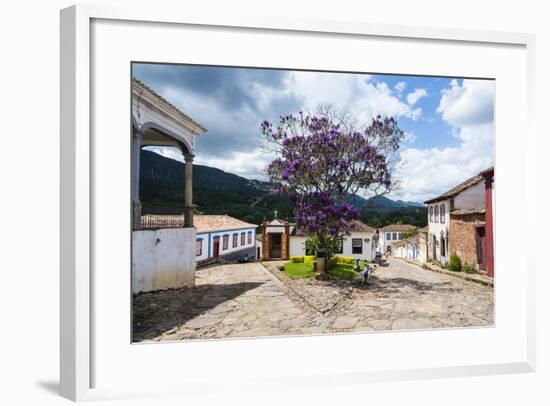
[184,153,194,228]
[282,221,290,260]
[261,222,269,260]
[132,130,143,229]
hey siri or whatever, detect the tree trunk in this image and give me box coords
[316,255,326,276]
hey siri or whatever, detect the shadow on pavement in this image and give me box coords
[132,281,264,341]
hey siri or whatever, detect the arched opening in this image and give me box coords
[132,122,195,230]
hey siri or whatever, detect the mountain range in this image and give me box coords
[139,149,427,227]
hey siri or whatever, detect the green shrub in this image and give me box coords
[330,255,356,265]
[284,261,315,278]
[290,256,304,263]
[303,255,315,266]
[463,264,477,274]
[448,254,462,272]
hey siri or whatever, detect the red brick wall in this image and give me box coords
[450,213,485,269]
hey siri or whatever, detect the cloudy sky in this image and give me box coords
[133,63,494,203]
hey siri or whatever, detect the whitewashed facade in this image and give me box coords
[426,199,451,266]
[425,172,485,267]
[288,220,377,261]
[194,215,257,263]
[377,224,416,254]
[395,237,421,261]
[131,78,207,293]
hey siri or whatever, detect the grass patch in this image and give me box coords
[284,262,315,279]
[327,262,364,280]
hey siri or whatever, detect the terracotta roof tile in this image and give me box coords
[424,167,493,204]
[379,224,415,232]
[194,215,257,233]
[350,220,376,233]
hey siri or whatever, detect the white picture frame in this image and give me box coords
[60,4,536,402]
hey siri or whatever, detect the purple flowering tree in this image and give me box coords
[261,110,403,275]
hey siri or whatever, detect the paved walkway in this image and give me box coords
[133,262,315,341]
[133,257,494,342]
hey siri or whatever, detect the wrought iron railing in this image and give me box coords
[137,206,186,230]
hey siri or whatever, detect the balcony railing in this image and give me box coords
[136,206,186,230]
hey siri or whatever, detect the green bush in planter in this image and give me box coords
[290,256,304,263]
[303,255,315,266]
[448,254,462,272]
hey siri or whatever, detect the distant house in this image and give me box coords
[259,215,377,261]
[287,219,377,262]
[424,167,494,275]
[377,224,416,254]
[418,226,429,263]
[194,215,257,263]
[395,235,421,261]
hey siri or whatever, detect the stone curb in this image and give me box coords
[394,257,494,288]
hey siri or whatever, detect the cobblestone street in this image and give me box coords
[133,257,494,342]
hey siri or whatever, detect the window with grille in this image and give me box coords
[352,238,363,254]
[223,235,229,250]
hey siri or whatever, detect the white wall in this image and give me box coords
[195,232,210,261]
[289,236,307,256]
[132,228,196,293]
[256,239,263,258]
[378,231,405,252]
[427,199,450,262]
[341,232,375,261]
[289,233,375,261]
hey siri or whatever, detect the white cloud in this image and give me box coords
[391,124,494,202]
[194,148,276,180]
[394,81,407,96]
[390,79,495,203]
[145,146,276,180]
[437,79,494,127]
[406,88,428,105]
[291,72,422,122]
[402,131,417,144]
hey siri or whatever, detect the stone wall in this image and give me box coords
[450,213,485,269]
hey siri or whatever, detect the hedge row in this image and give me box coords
[290,255,316,266]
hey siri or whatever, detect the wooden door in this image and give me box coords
[213,237,220,257]
[476,227,487,270]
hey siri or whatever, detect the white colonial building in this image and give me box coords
[424,171,485,267]
[287,220,378,262]
[195,215,257,263]
[377,224,416,254]
[131,78,207,293]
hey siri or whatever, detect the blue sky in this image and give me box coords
[133,64,494,203]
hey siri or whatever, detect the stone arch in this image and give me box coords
[138,121,192,155]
